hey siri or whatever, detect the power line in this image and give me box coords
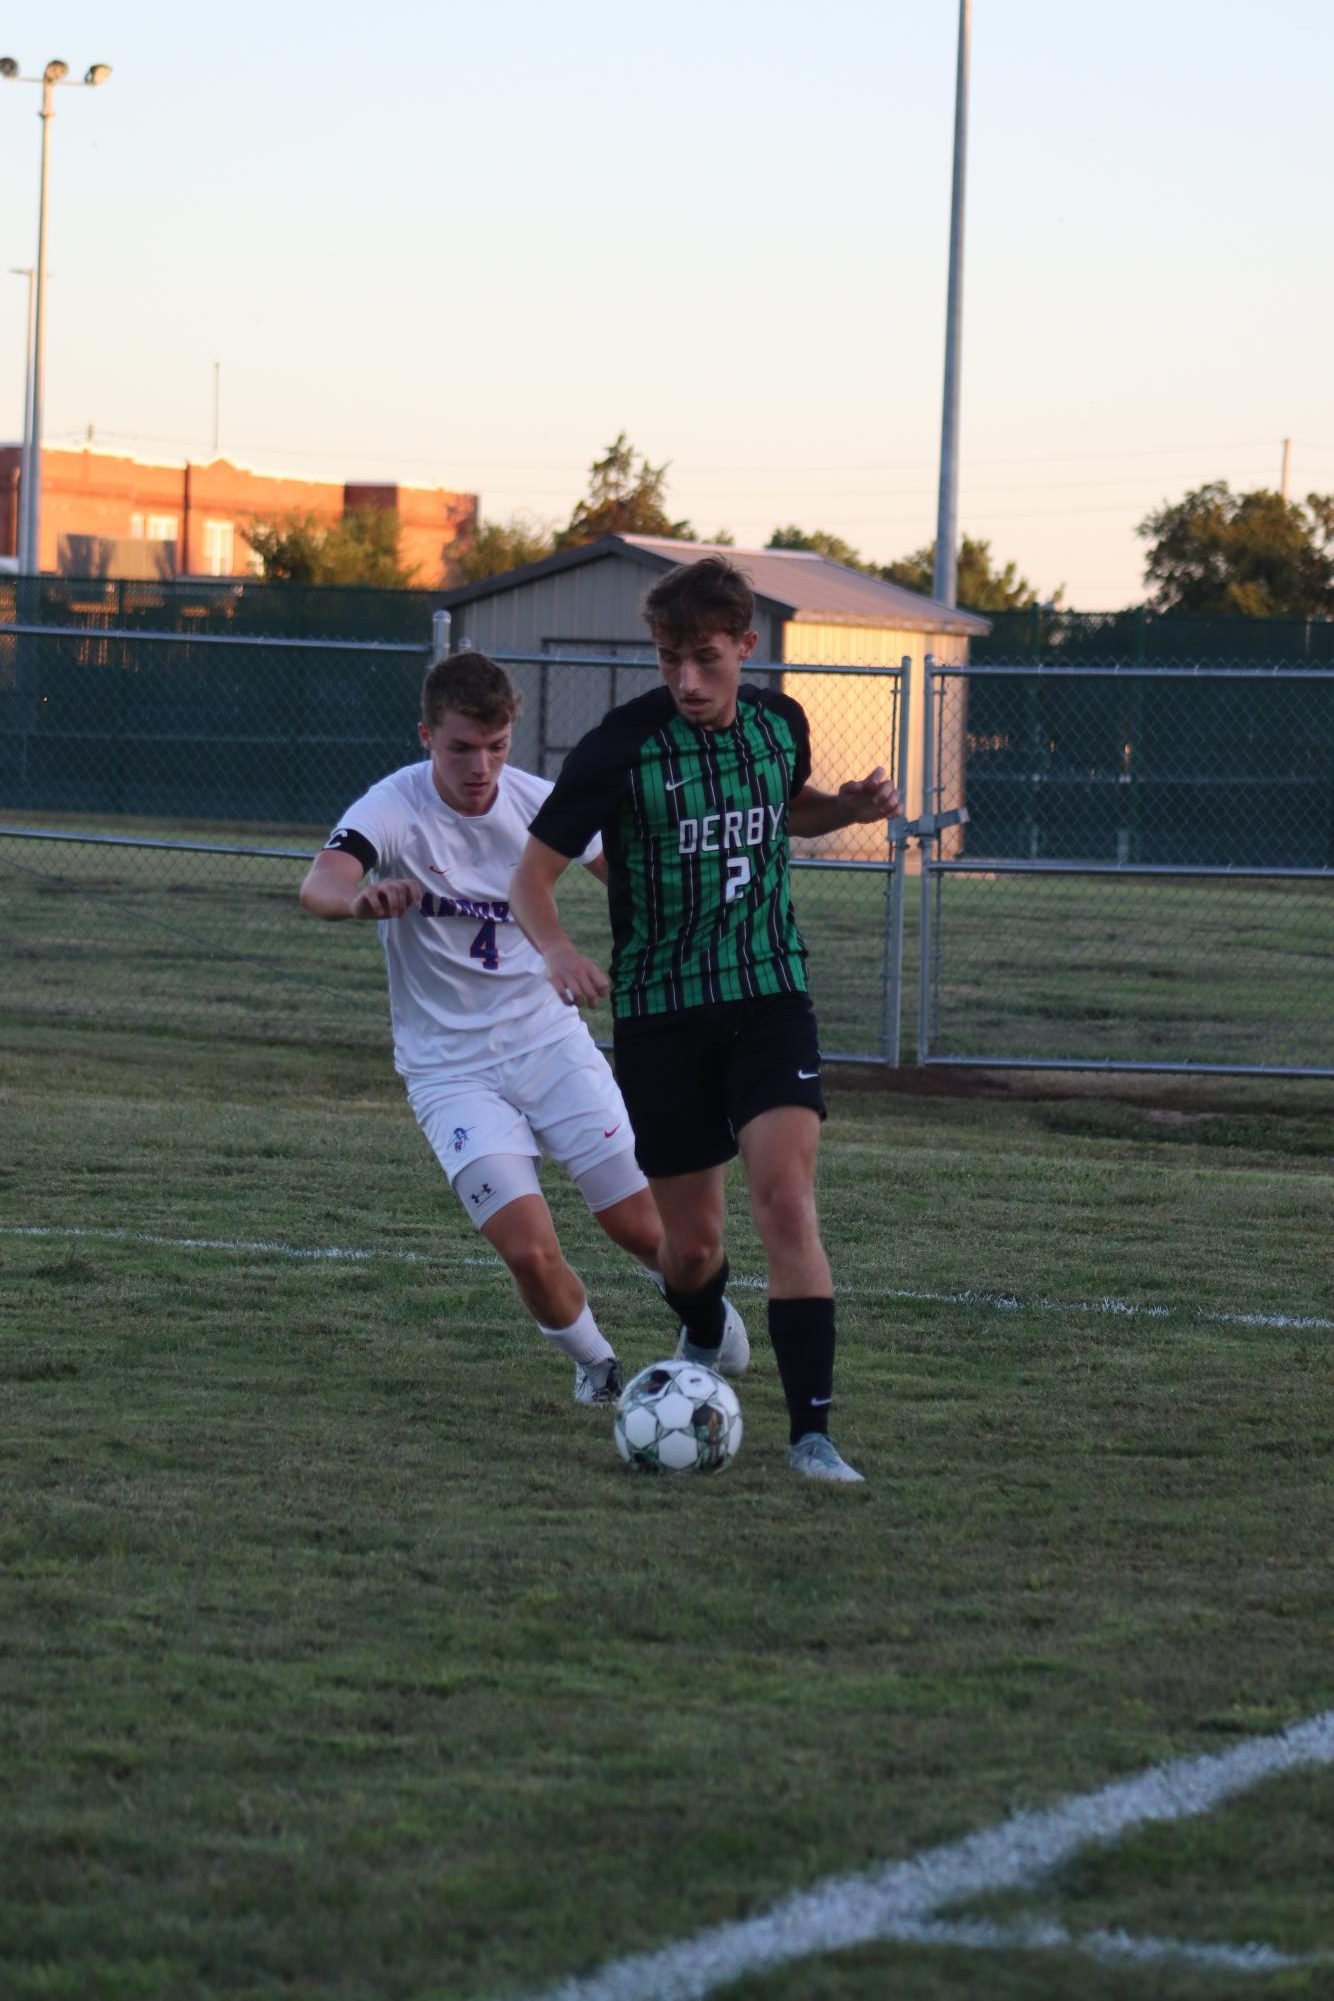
[69,426,1303,477]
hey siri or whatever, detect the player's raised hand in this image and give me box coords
[837,767,900,824]
[542,942,610,1007]
[352,877,421,921]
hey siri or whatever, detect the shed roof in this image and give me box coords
[441,533,990,636]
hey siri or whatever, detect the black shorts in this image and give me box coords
[612,993,826,1179]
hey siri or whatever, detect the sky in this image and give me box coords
[3,0,1332,607]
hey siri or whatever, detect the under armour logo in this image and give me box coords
[469,1182,494,1206]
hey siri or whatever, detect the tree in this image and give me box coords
[882,534,1056,611]
[555,433,694,548]
[767,525,878,573]
[244,506,419,588]
[1136,482,1334,616]
[449,512,556,585]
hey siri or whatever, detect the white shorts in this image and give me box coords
[405,1024,640,1197]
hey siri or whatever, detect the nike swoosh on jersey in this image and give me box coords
[664,778,687,792]
[603,1123,621,1138]
[797,1068,820,1079]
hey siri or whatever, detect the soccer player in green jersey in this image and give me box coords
[511,555,899,1481]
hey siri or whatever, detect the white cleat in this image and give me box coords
[675,1297,750,1378]
[573,1357,624,1406]
[788,1433,865,1483]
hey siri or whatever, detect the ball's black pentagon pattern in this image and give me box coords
[613,1358,743,1473]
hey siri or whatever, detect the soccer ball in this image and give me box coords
[613,1359,743,1473]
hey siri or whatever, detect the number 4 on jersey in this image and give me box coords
[469,918,500,970]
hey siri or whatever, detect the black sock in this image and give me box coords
[663,1256,729,1349]
[768,1297,836,1444]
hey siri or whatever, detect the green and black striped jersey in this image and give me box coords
[529,683,812,1018]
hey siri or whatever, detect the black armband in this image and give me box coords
[323,826,378,872]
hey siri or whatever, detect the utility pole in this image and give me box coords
[9,266,35,572]
[1280,437,1291,503]
[212,360,220,456]
[932,0,971,609]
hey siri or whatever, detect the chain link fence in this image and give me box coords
[5,622,1330,1076]
[8,576,1333,666]
[0,627,902,1065]
[975,606,1334,668]
[0,574,445,642]
[918,662,1334,1075]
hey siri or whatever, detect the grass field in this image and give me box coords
[4,817,1332,1071]
[2,816,1333,1999]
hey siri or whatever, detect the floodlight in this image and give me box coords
[85,64,111,86]
[0,57,20,79]
[43,59,69,83]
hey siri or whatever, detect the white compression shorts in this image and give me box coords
[406,1031,647,1231]
[453,1147,647,1231]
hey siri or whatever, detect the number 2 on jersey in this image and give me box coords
[724,856,752,904]
[469,918,500,970]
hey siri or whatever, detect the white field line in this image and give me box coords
[4,1225,1331,1334]
[522,1710,1334,2001]
[864,1916,1313,1974]
[7,1221,1330,1983]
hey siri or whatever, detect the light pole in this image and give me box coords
[932,0,970,609]
[8,267,35,572]
[1,56,112,577]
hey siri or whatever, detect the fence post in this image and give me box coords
[882,656,913,1065]
[430,609,452,664]
[917,655,938,1064]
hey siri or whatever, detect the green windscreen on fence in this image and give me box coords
[974,607,1334,667]
[0,575,444,641]
[950,671,1334,868]
[0,628,428,825]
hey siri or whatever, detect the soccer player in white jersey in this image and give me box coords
[298,651,743,1405]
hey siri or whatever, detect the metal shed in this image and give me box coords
[441,534,990,846]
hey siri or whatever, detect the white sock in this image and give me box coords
[538,1299,615,1367]
[640,1263,668,1296]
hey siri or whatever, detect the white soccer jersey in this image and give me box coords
[324,760,601,1077]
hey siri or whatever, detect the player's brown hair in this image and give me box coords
[642,554,756,647]
[421,650,522,730]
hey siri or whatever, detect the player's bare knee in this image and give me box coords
[750,1181,820,1252]
[503,1235,568,1293]
[662,1234,724,1291]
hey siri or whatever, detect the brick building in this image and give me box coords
[0,444,477,584]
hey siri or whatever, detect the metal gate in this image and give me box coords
[913,659,1334,1078]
